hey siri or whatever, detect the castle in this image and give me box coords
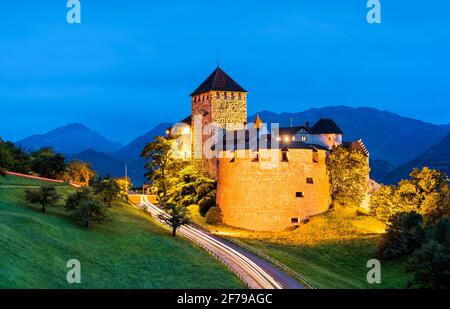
[168,67,368,231]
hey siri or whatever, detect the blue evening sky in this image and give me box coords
[0,1,449,143]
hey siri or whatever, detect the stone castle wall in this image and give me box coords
[216,148,331,231]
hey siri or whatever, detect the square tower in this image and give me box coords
[190,67,248,164]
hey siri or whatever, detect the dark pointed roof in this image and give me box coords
[311,119,343,135]
[190,67,247,96]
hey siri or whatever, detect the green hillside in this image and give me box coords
[0,175,244,288]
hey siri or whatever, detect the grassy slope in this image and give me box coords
[188,205,410,289]
[0,176,244,289]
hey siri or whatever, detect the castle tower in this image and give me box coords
[190,67,248,175]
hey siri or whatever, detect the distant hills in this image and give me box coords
[16,123,123,154]
[12,106,449,185]
[384,132,450,184]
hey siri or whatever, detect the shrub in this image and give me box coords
[205,206,222,225]
[199,190,216,216]
[376,212,426,259]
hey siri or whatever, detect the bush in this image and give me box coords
[199,190,216,216]
[205,206,222,225]
[376,212,426,260]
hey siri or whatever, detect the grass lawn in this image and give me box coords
[0,177,244,289]
[188,205,411,289]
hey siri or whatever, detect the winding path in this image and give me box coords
[135,195,304,289]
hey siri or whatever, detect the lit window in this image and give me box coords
[296,192,304,198]
[277,137,281,141]
[301,135,307,142]
[284,136,290,142]
[292,136,296,141]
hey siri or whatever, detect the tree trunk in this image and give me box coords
[41,204,46,213]
[172,227,177,237]
[85,217,90,228]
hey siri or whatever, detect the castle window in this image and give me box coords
[238,93,242,100]
[224,92,228,99]
[216,92,220,99]
[301,135,307,142]
[296,192,304,198]
[312,149,319,163]
[291,218,299,224]
[306,177,314,184]
[281,150,289,162]
[231,93,235,100]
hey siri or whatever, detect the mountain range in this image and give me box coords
[12,106,450,185]
[16,123,123,154]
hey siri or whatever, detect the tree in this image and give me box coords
[64,160,96,187]
[30,147,66,179]
[406,218,450,288]
[370,167,450,225]
[25,186,62,213]
[93,179,120,206]
[66,188,108,228]
[93,177,130,206]
[115,177,131,202]
[159,203,189,236]
[327,146,370,207]
[0,141,31,174]
[376,212,426,260]
[369,185,396,223]
[141,136,175,202]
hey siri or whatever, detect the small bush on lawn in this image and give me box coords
[205,206,222,225]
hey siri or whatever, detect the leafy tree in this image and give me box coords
[406,218,450,288]
[93,179,120,206]
[159,203,188,236]
[30,147,66,179]
[115,177,131,202]
[326,146,370,207]
[370,167,450,224]
[205,206,222,225]
[369,185,396,223]
[66,188,108,228]
[376,212,426,259]
[141,136,175,201]
[25,186,62,213]
[64,160,96,187]
[0,141,31,174]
